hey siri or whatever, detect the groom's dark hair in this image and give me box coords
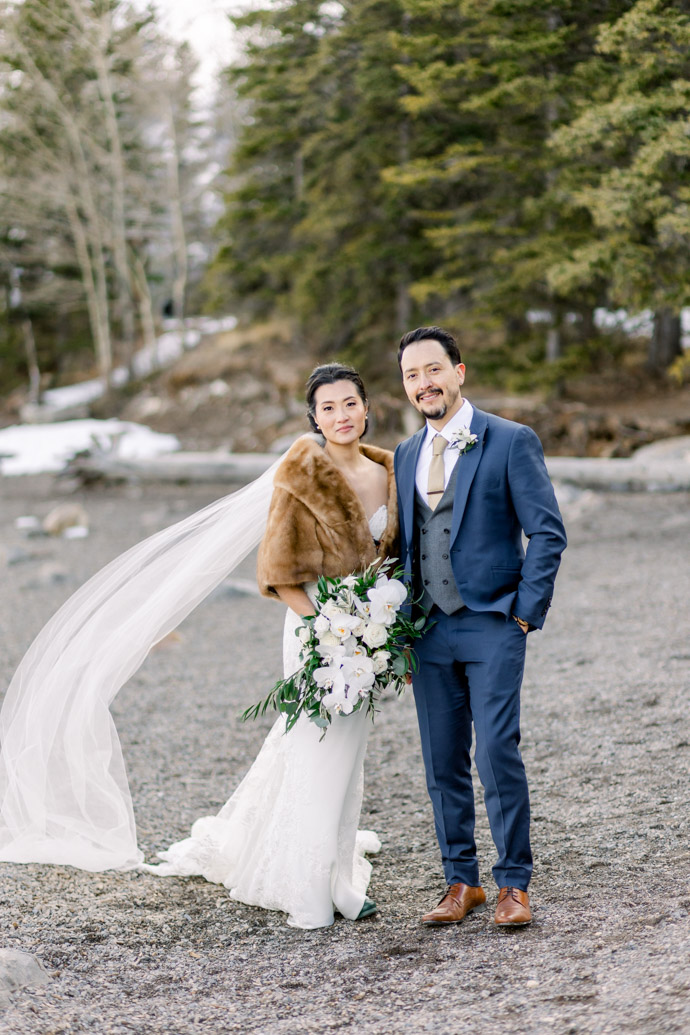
[398,326,461,368]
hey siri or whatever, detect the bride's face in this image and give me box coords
[313,380,368,445]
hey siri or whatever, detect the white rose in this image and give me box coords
[321,600,346,619]
[362,622,388,649]
[318,631,340,648]
[314,614,331,635]
[297,625,311,644]
[371,650,390,674]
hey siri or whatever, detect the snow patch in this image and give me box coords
[0,420,180,477]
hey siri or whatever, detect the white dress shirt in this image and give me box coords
[415,398,475,502]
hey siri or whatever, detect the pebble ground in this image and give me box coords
[0,475,689,1034]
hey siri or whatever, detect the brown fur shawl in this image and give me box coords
[257,435,398,599]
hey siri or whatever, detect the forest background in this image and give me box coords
[1,0,690,451]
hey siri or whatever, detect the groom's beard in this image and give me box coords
[415,385,460,420]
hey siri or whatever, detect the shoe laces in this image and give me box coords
[501,886,522,902]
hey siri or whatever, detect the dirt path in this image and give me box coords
[0,477,689,1034]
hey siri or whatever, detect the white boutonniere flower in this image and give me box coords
[447,427,478,454]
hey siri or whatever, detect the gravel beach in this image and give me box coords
[1,475,689,1034]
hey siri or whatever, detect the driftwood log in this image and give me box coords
[65,450,277,485]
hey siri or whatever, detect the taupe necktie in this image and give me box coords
[427,434,448,510]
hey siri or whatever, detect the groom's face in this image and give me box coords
[400,339,465,423]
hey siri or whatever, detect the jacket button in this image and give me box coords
[424,580,430,586]
[442,553,448,559]
[442,579,449,585]
[421,554,427,560]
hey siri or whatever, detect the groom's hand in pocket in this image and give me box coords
[404,647,414,684]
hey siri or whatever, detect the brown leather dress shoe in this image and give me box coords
[421,883,486,925]
[494,887,531,926]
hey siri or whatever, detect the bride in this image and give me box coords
[0,363,398,929]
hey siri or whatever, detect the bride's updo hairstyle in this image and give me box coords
[305,363,369,436]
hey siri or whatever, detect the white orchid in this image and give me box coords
[329,613,363,640]
[320,656,374,715]
[314,660,346,695]
[322,686,353,715]
[447,427,478,454]
[316,640,348,661]
[341,655,376,696]
[361,621,388,648]
[367,576,408,626]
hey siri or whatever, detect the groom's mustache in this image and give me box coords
[416,389,442,403]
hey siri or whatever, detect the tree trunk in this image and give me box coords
[87,8,136,364]
[131,254,157,351]
[546,324,562,363]
[165,97,188,321]
[22,318,41,405]
[14,37,114,383]
[65,189,112,382]
[648,308,682,371]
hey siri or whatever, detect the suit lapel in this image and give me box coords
[400,427,426,549]
[450,408,488,543]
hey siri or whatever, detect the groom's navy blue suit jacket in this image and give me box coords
[394,407,567,630]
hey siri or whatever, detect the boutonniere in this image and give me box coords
[447,427,478,454]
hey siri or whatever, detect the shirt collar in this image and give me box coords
[424,398,474,447]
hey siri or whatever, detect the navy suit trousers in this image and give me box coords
[412,606,532,890]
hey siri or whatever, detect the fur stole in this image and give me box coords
[257,435,398,598]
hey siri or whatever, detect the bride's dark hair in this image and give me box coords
[305,363,369,435]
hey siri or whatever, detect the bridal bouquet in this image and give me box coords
[241,560,427,736]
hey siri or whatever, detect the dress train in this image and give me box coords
[142,579,382,929]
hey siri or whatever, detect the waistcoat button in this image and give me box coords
[442,579,449,585]
[442,553,448,559]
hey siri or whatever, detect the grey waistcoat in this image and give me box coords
[413,459,465,615]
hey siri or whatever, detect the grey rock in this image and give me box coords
[42,503,90,536]
[0,949,50,999]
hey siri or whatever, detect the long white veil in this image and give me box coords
[0,457,281,872]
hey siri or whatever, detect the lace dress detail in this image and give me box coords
[142,510,386,928]
[368,504,388,545]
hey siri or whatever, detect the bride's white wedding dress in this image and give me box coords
[141,506,388,929]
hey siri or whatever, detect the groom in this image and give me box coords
[394,326,567,926]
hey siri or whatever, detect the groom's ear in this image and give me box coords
[456,363,466,382]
